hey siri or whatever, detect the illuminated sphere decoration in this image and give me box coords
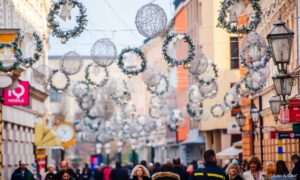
[32,64,53,85]
[60,51,83,75]
[135,3,167,38]
[91,38,117,67]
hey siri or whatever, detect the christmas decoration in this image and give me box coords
[60,51,83,75]
[162,33,195,67]
[91,38,117,67]
[147,74,169,96]
[135,3,167,38]
[49,70,70,92]
[118,48,147,76]
[85,63,109,87]
[47,0,88,43]
[0,39,21,72]
[217,0,262,34]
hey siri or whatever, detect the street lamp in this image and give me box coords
[235,112,246,130]
[272,73,293,104]
[267,18,294,74]
[269,95,281,123]
[250,104,260,123]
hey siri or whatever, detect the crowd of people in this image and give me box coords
[11,150,300,180]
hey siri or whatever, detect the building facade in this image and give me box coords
[0,0,51,179]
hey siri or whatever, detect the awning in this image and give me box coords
[216,146,242,159]
[34,123,62,148]
[180,136,205,145]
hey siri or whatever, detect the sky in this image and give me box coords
[49,0,175,56]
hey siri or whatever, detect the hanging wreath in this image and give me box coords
[85,63,109,87]
[211,104,225,118]
[147,75,169,96]
[14,32,43,67]
[162,33,195,67]
[240,44,272,70]
[49,70,70,92]
[198,78,218,99]
[117,47,147,76]
[0,36,22,72]
[217,0,262,34]
[196,62,218,84]
[76,93,95,111]
[47,0,88,43]
[241,70,265,92]
[186,103,203,118]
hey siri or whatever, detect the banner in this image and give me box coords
[4,81,30,106]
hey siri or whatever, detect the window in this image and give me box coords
[230,37,239,69]
[49,88,61,102]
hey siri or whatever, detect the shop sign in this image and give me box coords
[37,158,46,169]
[35,148,46,159]
[287,99,300,123]
[227,122,241,134]
[270,131,300,139]
[4,81,29,106]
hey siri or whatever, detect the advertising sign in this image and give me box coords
[4,81,30,106]
[288,99,300,123]
[270,131,300,139]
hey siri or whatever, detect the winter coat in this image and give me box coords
[131,176,151,180]
[94,169,103,180]
[110,167,129,180]
[243,170,267,180]
[188,165,226,180]
[172,165,189,180]
[103,167,112,180]
[54,169,76,180]
[292,161,300,180]
[81,168,92,180]
[225,174,243,180]
[44,172,56,180]
[152,172,180,180]
[11,168,35,180]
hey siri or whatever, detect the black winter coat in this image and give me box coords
[54,169,76,180]
[110,167,129,180]
[172,166,189,180]
[225,174,243,180]
[11,168,34,180]
[292,161,300,180]
[45,172,56,180]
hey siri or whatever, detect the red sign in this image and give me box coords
[4,81,30,106]
[37,158,46,169]
[288,99,300,123]
[270,131,300,139]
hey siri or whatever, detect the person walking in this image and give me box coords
[189,149,226,180]
[152,164,180,180]
[110,161,129,180]
[291,154,300,180]
[94,163,104,180]
[81,163,92,180]
[270,160,289,180]
[11,160,35,180]
[172,157,189,180]
[45,164,57,180]
[242,156,267,180]
[130,165,151,180]
[54,161,76,180]
[225,163,243,180]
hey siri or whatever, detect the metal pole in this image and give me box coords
[251,100,255,157]
[259,96,264,164]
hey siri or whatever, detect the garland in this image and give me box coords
[196,62,218,84]
[76,93,95,111]
[199,78,218,99]
[49,70,70,92]
[241,70,264,92]
[118,48,147,76]
[217,0,262,34]
[186,103,203,118]
[47,0,88,43]
[240,44,272,70]
[223,92,239,108]
[162,33,195,67]
[0,36,22,72]
[147,75,169,96]
[85,63,109,87]
[14,32,43,67]
[211,104,225,118]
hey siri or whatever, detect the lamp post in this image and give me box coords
[267,18,294,106]
[269,95,282,123]
[235,112,246,131]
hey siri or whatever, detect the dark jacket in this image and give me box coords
[81,168,92,180]
[45,172,56,180]
[131,176,151,180]
[94,169,103,180]
[110,167,129,180]
[292,161,300,180]
[225,174,243,180]
[172,165,189,180]
[11,168,34,180]
[188,164,226,180]
[55,169,76,180]
[152,172,180,180]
